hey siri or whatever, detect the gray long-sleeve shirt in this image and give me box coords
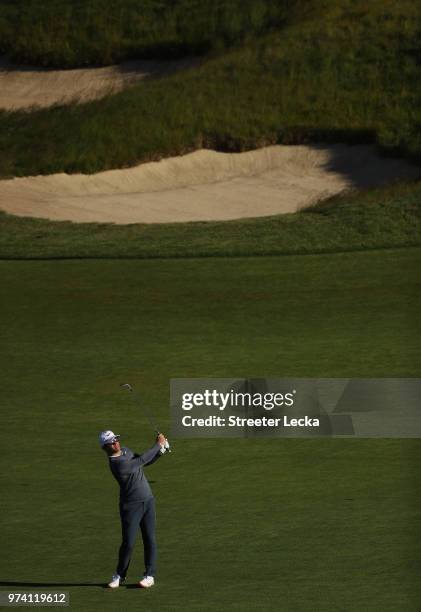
[108,443,162,503]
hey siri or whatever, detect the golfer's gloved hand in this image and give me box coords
[157,433,166,446]
[157,433,169,454]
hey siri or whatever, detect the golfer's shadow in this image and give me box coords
[0,580,106,588]
[0,580,148,590]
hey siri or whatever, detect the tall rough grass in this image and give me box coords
[0,0,307,67]
[0,1,420,177]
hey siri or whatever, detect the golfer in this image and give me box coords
[99,429,168,589]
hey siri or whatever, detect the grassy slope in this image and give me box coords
[0,0,299,67]
[0,181,420,259]
[0,248,420,611]
[0,0,420,178]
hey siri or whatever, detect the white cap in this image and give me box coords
[99,430,120,447]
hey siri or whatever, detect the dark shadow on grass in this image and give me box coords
[115,56,201,77]
[0,581,106,588]
[0,54,200,75]
[315,142,421,190]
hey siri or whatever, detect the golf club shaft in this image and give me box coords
[120,383,171,451]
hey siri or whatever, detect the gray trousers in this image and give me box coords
[117,497,157,578]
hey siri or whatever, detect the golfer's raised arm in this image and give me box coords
[135,434,167,467]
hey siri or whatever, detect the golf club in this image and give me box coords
[120,383,171,452]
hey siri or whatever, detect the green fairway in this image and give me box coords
[1,247,420,611]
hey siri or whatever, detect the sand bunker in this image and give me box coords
[0,57,196,110]
[0,145,419,224]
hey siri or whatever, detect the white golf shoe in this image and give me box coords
[107,574,124,588]
[138,575,155,588]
